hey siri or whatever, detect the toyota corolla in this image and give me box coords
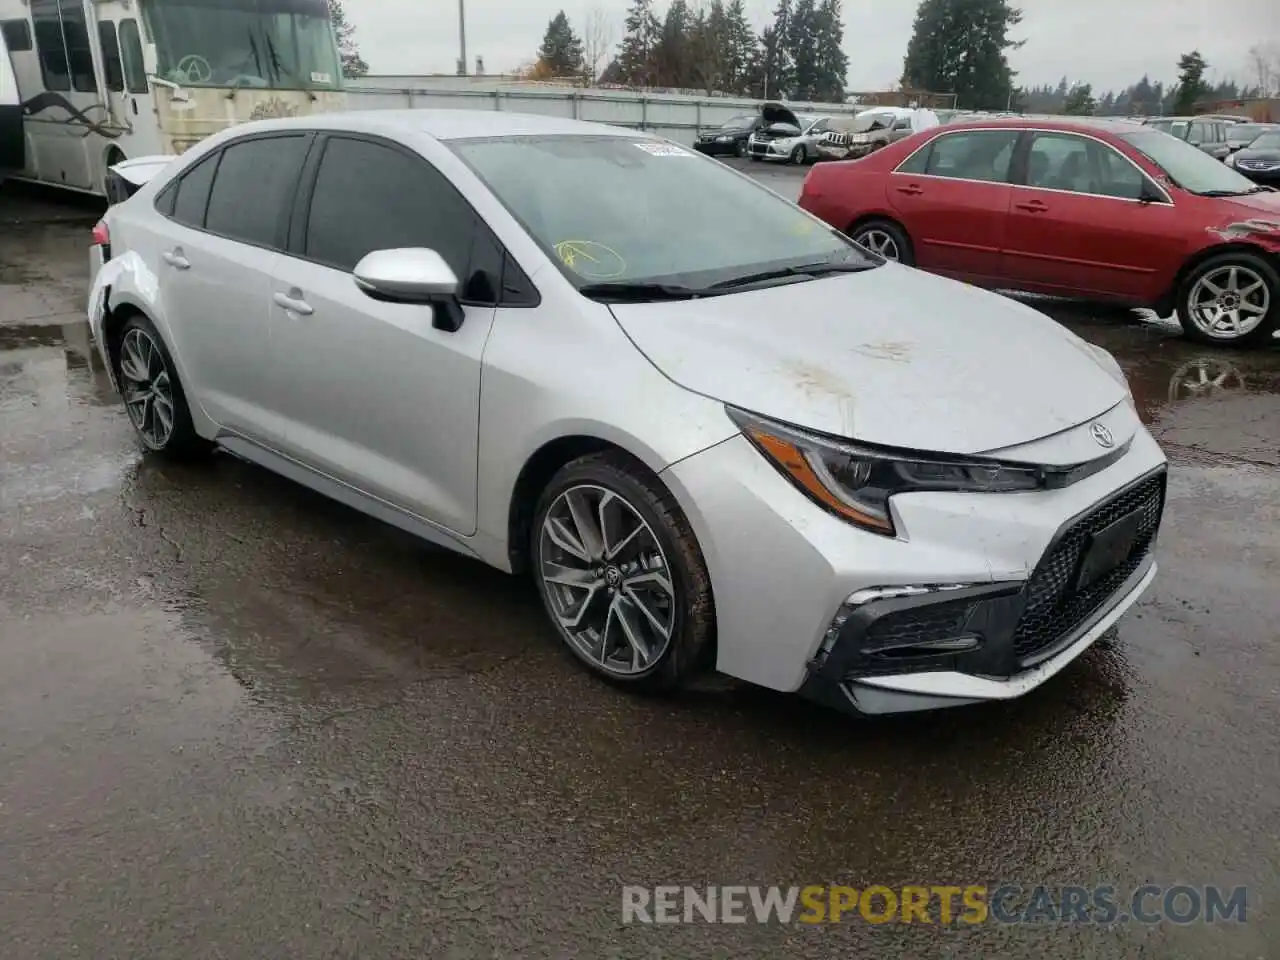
[87,110,1166,716]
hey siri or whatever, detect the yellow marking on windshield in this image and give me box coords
[555,240,627,279]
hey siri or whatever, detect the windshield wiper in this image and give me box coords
[578,281,710,302]
[708,260,875,291]
[1196,187,1268,197]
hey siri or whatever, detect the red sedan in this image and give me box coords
[798,117,1280,347]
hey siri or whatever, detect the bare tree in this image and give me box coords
[582,5,616,84]
[1248,42,1280,95]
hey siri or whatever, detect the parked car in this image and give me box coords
[816,107,920,160]
[799,116,1280,346]
[693,113,762,158]
[748,111,830,164]
[1143,116,1232,161]
[1226,122,1278,154]
[87,109,1167,717]
[745,103,808,162]
[1226,128,1280,185]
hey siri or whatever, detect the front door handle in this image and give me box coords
[162,249,190,270]
[1015,199,1049,212]
[273,291,314,316]
[896,183,924,196]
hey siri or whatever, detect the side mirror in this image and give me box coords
[353,248,464,331]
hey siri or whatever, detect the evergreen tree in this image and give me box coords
[812,0,848,102]
[689,0,730,93]
[538,11,585,76]
[1062,83,1095,115]
[617,0,661,87]
[759,0,794,98]
[657,0,694,87]
[327,0,368,78]
[1174,50,1209,113]
[788,0,819,100]
[901,0,1023,110]
[724,0,758,95]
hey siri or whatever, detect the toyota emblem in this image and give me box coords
[1090,422,1115,448]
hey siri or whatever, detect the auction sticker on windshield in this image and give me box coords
[634,143,692,157]
[555,240,627,279]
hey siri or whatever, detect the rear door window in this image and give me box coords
[924,130,1019,183]
[172,152,220,228]
[204,135,310,248]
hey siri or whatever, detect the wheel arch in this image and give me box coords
[1158,241,1279,316]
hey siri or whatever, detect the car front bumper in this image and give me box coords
[661,416,1167,716]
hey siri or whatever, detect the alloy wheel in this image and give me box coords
[1187,264,1271,339]
[855,228,900,261]
[118,328,176,449]
[538,484,676,676]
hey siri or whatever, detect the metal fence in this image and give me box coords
[343,78,870,145]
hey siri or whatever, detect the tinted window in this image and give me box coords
[924,130,1018,183]
[892,117,913,131]
[1,19,33,51]
[118,19,147,93]
[1025,133,1147,199]
[205,135,308,247]
[97,21,123,92]
[304,137,478,278]
[895,142,931,174]
[172,152,220,227]
[31,0,70,91]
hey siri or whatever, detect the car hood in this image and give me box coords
[1209,188,1280,225]
[610,266,1127,455]
[1235,148,1280,162]
[761,101,801,128]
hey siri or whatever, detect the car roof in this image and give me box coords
[941,115,1150,136]
[229,108,656,143]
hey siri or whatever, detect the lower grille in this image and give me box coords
[863,598,973,651]
[1012,471,1165,661]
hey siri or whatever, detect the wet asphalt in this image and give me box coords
[1,170,1278,960]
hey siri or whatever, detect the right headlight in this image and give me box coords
[728,408,1046,537]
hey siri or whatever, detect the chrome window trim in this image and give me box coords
[891,126,1175,205]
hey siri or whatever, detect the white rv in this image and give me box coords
[0,13,21,180]
[0,0,347,197]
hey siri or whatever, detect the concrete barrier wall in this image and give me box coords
[343,81,867,145]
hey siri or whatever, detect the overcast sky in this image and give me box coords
[344,0,1280,94]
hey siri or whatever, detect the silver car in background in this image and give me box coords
[87,110,1166,717]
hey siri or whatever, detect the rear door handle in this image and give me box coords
[273,291,314,316]
[1015,199,1049,212]
[162,249,190,270]
[896,184,924,196]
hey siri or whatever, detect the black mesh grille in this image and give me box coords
[1012,471,1165,661]
[863,599,973,651]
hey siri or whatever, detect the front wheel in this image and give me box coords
[531,452,715,692]
[734,140,747,159]
[850,219,914,266]
[790,144,807,165]
[1176,252,1279,347]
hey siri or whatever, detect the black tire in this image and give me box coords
[749,154,762,162]
[1175,251,1280,347]
[734,139,747,158]
[850,218,915,266]
[114,314,212,458]
[530,451,715,693]
[790,144,807,165]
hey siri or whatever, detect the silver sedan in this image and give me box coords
[88,110,1166,716]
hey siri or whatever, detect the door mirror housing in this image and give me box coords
[353,248,464,330]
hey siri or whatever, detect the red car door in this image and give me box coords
[887,128,1020,283]
[1003,132,1185,303]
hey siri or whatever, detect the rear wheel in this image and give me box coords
[1176,252,1279,347]
[115,314,211,457]
[531,452,714,693]
[850,219,914,266]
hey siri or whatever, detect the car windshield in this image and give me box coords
[1120,130,1263,195]
[450,135,874,291]
[854,112,896,133]
[1228,124,1266,145]
[143,0,343,90]
[1248,132,1280,150]
[719,116,753,131]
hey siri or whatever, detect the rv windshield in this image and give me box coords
[143,0,343,90]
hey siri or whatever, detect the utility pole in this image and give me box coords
[457,0,467,76]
